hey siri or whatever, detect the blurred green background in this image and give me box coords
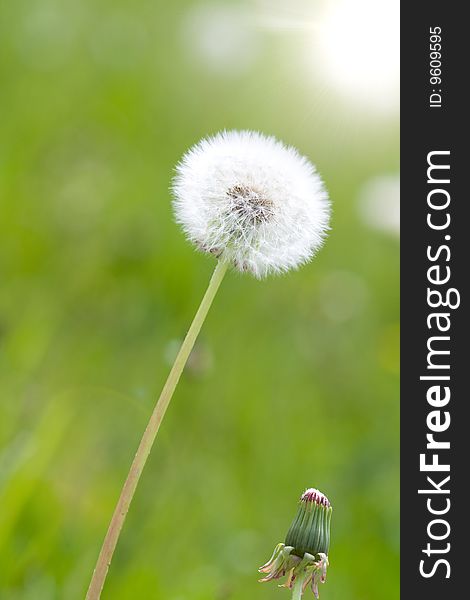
[0,1,399,599]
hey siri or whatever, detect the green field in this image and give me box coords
[1,1,399,598]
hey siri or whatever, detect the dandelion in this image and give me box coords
[259,488,333,599]
[173,130,330,278]
[86,132,331,599]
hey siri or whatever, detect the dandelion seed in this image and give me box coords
[172,130,331,278]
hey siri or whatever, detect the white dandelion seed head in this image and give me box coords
[172,130,331,278]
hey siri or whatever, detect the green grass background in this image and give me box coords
[0,1,399,598]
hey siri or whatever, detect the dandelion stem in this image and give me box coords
[86,260,228,599]
[292,575,305,600]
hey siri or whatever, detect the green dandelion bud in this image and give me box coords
[259,488,332,599]
[285,488,332,557]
